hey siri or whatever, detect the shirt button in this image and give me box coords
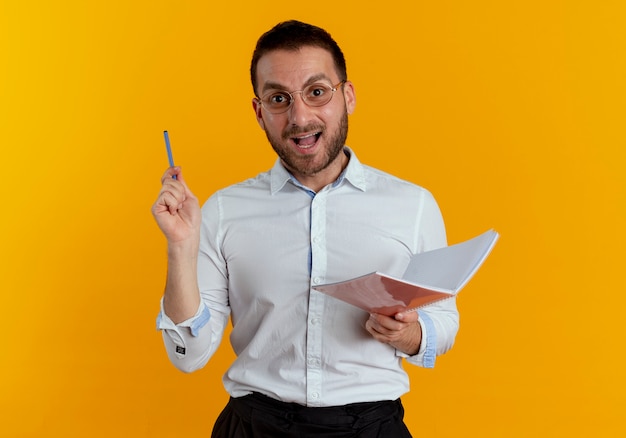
[313,277,322,284]
[311,392,319,399]
[310,317,320,325]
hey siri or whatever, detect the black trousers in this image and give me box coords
[211,393,413,437]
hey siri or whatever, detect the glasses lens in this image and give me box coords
[262,91,291,112]
[302,83,333,107]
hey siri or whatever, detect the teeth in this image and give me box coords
[295,133,317,140]
[292,132,319,148]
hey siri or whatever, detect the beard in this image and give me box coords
[264,111,349,178]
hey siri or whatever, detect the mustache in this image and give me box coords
[282,124,325,140]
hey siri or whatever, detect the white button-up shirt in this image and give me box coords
[157,148,459,407]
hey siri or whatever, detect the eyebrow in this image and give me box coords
[261,73,333,94]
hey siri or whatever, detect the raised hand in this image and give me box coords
[151,166,201,245]
[151,166,202,323]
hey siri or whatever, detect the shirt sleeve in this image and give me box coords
[156,299,229,373]
[156,193,232,373]
[399,188,460,368]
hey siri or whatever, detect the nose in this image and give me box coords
[287,92,313,126]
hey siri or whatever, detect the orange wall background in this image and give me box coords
[1,1,625,436]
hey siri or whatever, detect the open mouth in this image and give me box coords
[292,132,322,149]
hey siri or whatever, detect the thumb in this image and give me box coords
[395,310,419,323]
[173,167,197,199]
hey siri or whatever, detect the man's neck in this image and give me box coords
[287,149,349,193]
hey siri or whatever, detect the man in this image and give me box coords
[152,20,459,437]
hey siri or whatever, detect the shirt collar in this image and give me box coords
[270,147,367,195]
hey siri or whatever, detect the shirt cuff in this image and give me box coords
[156,299,211,337]
[417,310,437,368]
[396,310,437,368]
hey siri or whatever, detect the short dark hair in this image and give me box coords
[250,20,348,96]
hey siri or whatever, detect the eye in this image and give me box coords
[266,92,290,106]
[306,84,329,100]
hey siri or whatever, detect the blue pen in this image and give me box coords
[163,130,177,179]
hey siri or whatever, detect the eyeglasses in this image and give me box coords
[257,81,345,114]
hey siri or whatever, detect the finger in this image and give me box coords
[365,318,385,340]
[367,314,401,335]
[366,314,385,333]
[161,167,198,203]
[365,317,400,344]
[156,180,188,213]
[164,192,182,215]
[174,170,199,203]
[395,310,419,323]
[153,190,180,216]
[161,166,182,184]
[159,168,187,200]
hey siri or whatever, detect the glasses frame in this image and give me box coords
[257,80,346,114]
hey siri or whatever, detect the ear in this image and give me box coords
[252,98,265,130]
[343,81,356,115]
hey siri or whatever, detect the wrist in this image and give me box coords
[167,238,199,259]
[403,322,423,356]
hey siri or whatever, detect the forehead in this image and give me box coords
[256,46,337,90]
